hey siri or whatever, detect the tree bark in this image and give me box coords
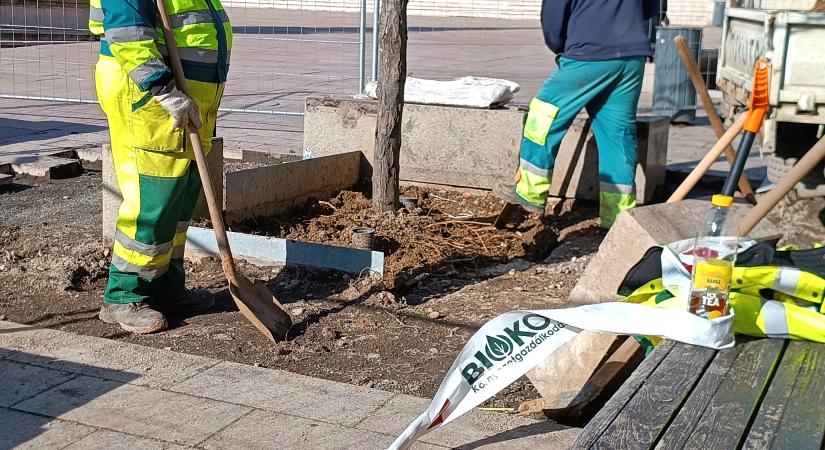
[372,0,408,212]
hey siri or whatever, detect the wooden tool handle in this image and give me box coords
[739,135,825,236]
[155,0,239,284]
[674,36,756,203]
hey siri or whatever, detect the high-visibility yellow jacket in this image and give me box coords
[620,240,825,350]
[88,0,232,93]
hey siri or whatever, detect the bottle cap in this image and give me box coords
[712,194,734,208]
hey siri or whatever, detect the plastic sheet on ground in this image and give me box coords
[362,76,520,108]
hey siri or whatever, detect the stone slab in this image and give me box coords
[0,359,74,408]
[185,226,384,275]
[569,199,784,305]
[0,173,12,189]
[0,163,11,174]
[76,146,102,163]
[102,138,224,244]
[0,321,219,389]
[224,151,361,224]
[0,407,95,450]
[171,360,394,427]
[63,429,191,450]
[355,394,579,449]
[14,375,251,446]
[7,155,82,179]
[303,96,525,189]
[200,408,435,450]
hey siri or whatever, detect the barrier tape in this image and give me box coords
[387,302,734,450]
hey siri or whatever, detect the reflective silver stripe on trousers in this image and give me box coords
[115,230,173,257]
[167,9,229,28]
[111,254,169,280]
[762,300,790,338]
[772,268,801,295]
[129,58,169,86]
[105,26,156,44]
[599,182,635,195]
[89,6,104,23]
[519,159,550,178]
[177,221,190,233]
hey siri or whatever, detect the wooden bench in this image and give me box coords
[573,338,825,449]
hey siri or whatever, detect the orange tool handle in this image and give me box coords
[744,58,770,133]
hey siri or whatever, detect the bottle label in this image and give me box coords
[693,260,732,291]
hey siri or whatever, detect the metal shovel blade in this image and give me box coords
[229,273,293,343]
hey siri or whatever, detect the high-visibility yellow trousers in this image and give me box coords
[95,55,223,304]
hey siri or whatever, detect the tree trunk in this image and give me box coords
[372,0,408,212]
[813,0,825,12]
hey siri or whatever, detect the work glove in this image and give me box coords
[153,86,202,130]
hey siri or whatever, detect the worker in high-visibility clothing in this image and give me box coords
[89,0,232,333]
[497,0,657,228]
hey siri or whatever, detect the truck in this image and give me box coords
[717,7,825,190]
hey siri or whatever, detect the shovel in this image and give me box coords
[156,0,292,342]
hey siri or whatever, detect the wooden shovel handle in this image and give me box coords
[155,0,239,284]
[674,36,756,204]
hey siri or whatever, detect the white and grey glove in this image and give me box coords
[153,85,202,130]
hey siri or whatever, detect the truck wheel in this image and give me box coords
[766,154,825,187]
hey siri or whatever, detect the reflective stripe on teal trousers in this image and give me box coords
[516,56,646,228]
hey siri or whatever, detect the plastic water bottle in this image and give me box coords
[687,194,738,319]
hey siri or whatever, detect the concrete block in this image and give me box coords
[171,360,393,427]
[0,321,218,389]
[0,163,11,174]
[63,430,190,450]
[224,151,361,223]
[549,116,670,205]
[14,376,251,446]
[102,139,224,244]
[7,155,82,179]
[0,359,73,407]
[200,409,413,450]
[194,137,224,220]
[226,148,301,164]
[303,96,525,189]
[0,407,95,450]
[0,173,12,190]
[185,226,384,275]
[357,393,579,449]
[569,199,783,305]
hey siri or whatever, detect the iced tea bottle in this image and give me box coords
[688,195,738,319]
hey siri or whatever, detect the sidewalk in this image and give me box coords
[0,320,579,449]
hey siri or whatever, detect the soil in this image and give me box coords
[0,165,603,413]
[4,165,824,418]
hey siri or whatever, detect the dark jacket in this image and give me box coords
[541,0,656,61]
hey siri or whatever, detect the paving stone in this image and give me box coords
[7,155,82,179]
[0,322,219,389]
[356,394,578,449]
[171,361,394,427]
[14,376,251,446]
[0,359,74,407]
[63,429,191,450]
[200,408,443,450]
[0,407,95,450]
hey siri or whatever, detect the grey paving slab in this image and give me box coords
[63,429,192,450]
[14,375,252,446]
[0,321,219,389]
[0,407,95,450]
[356,394,579,449]
[171,360,394,427]
[0,359,74,408]
[199,408,443,450]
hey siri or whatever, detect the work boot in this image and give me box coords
[494,184,545,215]
[98,302,168,334]
[154,289,215,314]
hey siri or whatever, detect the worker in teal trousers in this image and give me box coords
[499,0,657,228]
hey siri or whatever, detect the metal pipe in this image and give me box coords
[358,0,367,93]
[371,0,380,82]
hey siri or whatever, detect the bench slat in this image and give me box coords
[655,343,744,449]
[595,342,716,450]
[571,340,675,449]
[743,341,825,449]
[681,338,786,449]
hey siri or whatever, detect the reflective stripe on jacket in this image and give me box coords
[89,0,232,91]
